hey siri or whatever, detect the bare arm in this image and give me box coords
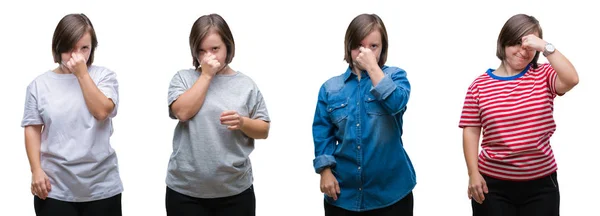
[522,35,579,94]
[25,125,52,199]
[546,50,579,94]
[240,117,269,139]
[25,125,43,172]
[366,65,385,87]
[65,53,115,121]
[77,73,115,121]
[463,126,482,176]
[171,74,212,122]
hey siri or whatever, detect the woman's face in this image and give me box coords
[503,32,539,71]
[350,30,382,70]
[197,31,228,67]
[60,32,92,65]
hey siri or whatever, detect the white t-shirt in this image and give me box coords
[21,65,123,202]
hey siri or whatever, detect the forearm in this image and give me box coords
[366,65,384,86]
[547,50,579,91]
[368,70,410,115]
[171,75,212,121]
[77,73,115,121]
[463,127,481,176]
[25,125,43,172]
[240,117,269,139]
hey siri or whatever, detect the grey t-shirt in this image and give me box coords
[166,69,270,198]
[21,66,123,202]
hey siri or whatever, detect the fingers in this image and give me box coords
[227,125,241,130]
[320,182,340,201]
[324,183,338,200]
[34,180,48,199]
[201,54,217,65]
[220,110,237,116]
[469,184,484,204]
[220,112,239,124]
[482,182,489,194]
[71,52,86,64]
[220,111,242,130]
[475,184,486,204]
[467,188,472,199]
[46,178,52,192]
[330,185,338,200]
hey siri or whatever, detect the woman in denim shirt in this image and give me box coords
[312,13,416,216]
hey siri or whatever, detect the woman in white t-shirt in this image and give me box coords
[21,13,123,216]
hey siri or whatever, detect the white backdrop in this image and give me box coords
[1,0,598,215]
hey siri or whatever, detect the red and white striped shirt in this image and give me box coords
[459,63,560,181]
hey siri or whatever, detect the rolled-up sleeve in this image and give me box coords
[370,67,411,115]
[312,85,337,173]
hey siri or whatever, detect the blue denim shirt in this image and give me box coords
[312,65,416,212]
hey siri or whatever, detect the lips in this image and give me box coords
[516,54,528,60]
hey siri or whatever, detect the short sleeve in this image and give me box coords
[97,69,119,118]
[21,82,43,127]
[458,84,482,128]
[540,63,560,97]
[168,72,187,119]
[248,86,270,122]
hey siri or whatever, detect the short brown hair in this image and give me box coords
[52,13,98,67]
[344,14,389,68]
[189,14,235,69]
[496,14,543,69]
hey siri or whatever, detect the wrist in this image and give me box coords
[320,167,332,175]
[468,170,480,177]
[542,42,556,57]
[240,116,248,129]
[75,70,90,80]
[200,73,213,81]
[31,166,43,173]
[365,64,380,73]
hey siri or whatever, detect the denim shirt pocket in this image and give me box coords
[327,96,349,125]
[364,95,389,116]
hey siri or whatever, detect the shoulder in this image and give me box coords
[530,63,554,75]
[26,71,52,89]
[321,73,346,93]
[89,65,115,75]
[467,70,493,92]
[381,65,407,76]
[171,68,198,81]
[233,71,258,85]
[88,65,119,81]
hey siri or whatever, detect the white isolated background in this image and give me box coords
[1,0,598,215]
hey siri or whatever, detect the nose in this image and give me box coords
[519,47,529,57]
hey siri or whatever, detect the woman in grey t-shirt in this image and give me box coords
[22,13,123,216]
[165,13,271,216]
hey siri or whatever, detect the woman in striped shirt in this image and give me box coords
[459,14,579,216]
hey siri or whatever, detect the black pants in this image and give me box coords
[166,185,256,216]
[34,193,122,216]
[324,191,413,216]
[472,172,560,216]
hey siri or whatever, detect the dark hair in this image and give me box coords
[496,14,543,69]
[189,13,235,69]
[52,13,98,67]
[344,14,389,68]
